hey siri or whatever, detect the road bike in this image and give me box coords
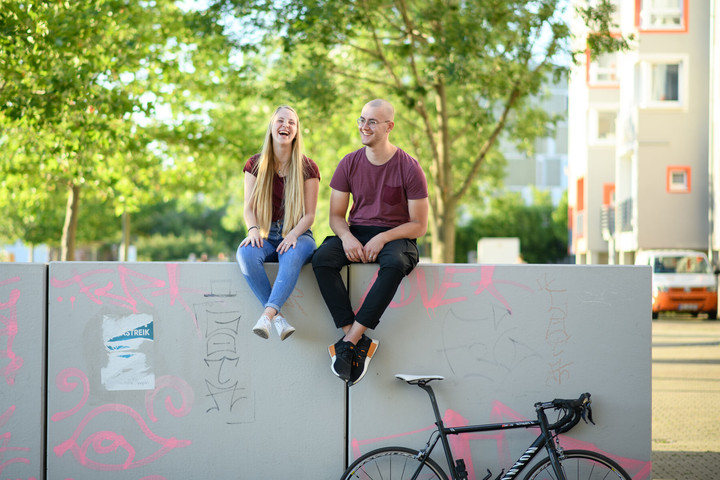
[340,374,631,480]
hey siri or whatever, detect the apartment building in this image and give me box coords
[504,74,569,207]
[569,0,715,265]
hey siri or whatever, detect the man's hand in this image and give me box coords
[362,233,387,263]
[341,234,367,263]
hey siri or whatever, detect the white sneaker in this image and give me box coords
[273,315,296,341]
[252,315,272,339]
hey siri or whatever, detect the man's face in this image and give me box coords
[358,105,392,146]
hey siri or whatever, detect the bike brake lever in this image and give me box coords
[581,405,595,425]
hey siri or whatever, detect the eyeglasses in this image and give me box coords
[357,117,391,129]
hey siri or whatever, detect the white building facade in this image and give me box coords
[569,0,717,265]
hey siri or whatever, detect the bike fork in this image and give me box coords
[543,438,568,480]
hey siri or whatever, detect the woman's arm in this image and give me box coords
[277,177,320,253]
[241,173,263,247]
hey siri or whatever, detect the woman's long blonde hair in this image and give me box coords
[249,105,307,237]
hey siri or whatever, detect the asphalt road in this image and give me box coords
[651,316,720,479]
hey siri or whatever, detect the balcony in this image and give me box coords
[601,205,615,240]
[618,198,633,232]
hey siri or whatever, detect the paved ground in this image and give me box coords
[651,316,720,479]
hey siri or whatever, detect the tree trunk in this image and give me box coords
[61,184,81,261]
[430,193,457,263]
[428,81,457,264]
[120,210,130,261]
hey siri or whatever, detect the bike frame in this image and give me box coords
[415,382,567,480]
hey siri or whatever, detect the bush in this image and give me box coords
[135,232,233,262]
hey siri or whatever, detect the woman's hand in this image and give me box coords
[240,228,263,248]
[277,232,299,254]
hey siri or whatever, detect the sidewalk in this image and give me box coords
[651,318,720,479]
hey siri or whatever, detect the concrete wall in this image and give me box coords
[45,262,344,479]
[1,262,651,480]
[1,263,46,480]
[347,263,651,480]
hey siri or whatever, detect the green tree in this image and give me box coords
[220,0,627,262]
[455,190,569,264]
[0,0,244,259]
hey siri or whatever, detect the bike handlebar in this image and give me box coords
[537,392,594,434]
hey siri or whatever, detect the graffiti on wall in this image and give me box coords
[51,368,192,471]
[193,279,254,423]
[537,274,573,386]
[51,264,201,332]
[356,265,573,385]
[1,276,23,386]
[1,275,36,479]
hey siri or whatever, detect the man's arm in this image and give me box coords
[329,189,368,263]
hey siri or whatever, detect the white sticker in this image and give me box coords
[101,313,155,391]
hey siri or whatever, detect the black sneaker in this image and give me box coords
[349,335,379,386]
[328,338,354,381]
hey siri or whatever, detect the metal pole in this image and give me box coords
[709,0,717,265]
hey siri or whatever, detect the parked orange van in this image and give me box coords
[635,250,718,320]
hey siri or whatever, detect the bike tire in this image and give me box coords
[523,449,631,480]
[340,446,449,480]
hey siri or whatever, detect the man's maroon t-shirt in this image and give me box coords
[244,154,320,221]
[330,147,427,228]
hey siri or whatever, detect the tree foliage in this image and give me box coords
[218,0,624,262]
[0,0,248,258]
[455,190,569,264]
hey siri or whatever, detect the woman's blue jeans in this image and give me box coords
[236,221,316,314]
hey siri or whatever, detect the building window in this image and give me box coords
[587,51,619,87]
[639,56,687,109]
[637,0,687,32]
[588,108,618,145]
[651,63,679,101]
[598,110,617,142]
[667,166,691,193]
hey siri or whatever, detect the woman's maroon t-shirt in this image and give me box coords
[244,154,320,221]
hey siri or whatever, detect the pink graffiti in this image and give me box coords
[52,369,192,471]
[51,264,203,331]
[145,376,194,422]
[51,368,90,422]
[1,278,23,386]
[471,266,534,314]
[351,402,651,480]
[355,266,534,318]
[0,405,32,476]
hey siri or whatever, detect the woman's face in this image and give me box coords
[271,108,298,146]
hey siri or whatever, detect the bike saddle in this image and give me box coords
[395,374,445,384]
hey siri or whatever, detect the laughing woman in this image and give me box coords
[236,105,320,340]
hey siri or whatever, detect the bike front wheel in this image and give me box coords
[523,449,631,480]
[340,446,449,480]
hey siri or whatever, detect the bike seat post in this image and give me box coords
[419,382,445,428]
[418,381,460,479]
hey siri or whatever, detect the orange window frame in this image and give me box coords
[576,177,585,211]
[635,0,688,34]
[602,183,616,206]
[666,166,691,193]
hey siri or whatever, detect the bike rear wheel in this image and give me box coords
[523,449,631,480]
[340,446,449,480]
